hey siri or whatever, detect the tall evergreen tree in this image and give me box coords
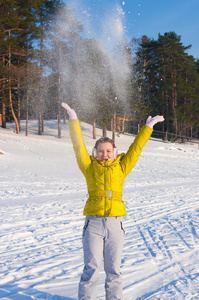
[0,0,38,132]
[135,32,198,137]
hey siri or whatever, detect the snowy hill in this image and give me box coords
[0,120,199,299]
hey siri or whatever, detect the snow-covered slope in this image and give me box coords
[0,120,199,299]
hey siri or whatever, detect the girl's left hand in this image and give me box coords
[145,115,165,128]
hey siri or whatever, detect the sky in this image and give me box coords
[65,0,199,59]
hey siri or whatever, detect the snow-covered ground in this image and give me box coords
[0,120,199,300]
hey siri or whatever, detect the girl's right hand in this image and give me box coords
[61,103,77,120]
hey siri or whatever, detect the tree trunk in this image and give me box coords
[112,110,116,142]
[8,31,19,133]
[2,55,6,128]
[57,45,61,139]
[17,79,21,132]
[171,69,178,135]
[62,85,66,124]
[103,127,107,137]
[2,102,6,128]
[93,121,96,139]
[38,113,42,135]
[26,92,29,136]
[9,80,19,133]
[38,21,44,135]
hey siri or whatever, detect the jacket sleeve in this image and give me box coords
[68,120,91,175]
[120,125,153,177]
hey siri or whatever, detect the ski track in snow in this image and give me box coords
[0,120,199,299]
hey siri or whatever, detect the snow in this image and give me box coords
[0,120,199,300]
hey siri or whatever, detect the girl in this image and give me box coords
[62,102,164,300]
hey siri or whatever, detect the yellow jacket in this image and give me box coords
[68,120,153,217]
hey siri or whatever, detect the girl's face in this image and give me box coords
[96,142,114,160]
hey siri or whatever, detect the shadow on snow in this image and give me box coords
[0,284,76,300]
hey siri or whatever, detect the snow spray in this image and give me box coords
[55,1,132,118]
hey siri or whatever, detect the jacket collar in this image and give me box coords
[91,153,124,166]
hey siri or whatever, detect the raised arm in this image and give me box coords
[120,115,164,177]
[61,103,91,174]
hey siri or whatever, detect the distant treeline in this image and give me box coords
[0,1,198,138]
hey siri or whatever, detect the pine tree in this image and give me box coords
[135,31,198,137]
[0,0,38,132]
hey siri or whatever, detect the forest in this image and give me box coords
[0,0,199,139]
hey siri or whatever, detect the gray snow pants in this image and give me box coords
[78,215,124,300]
